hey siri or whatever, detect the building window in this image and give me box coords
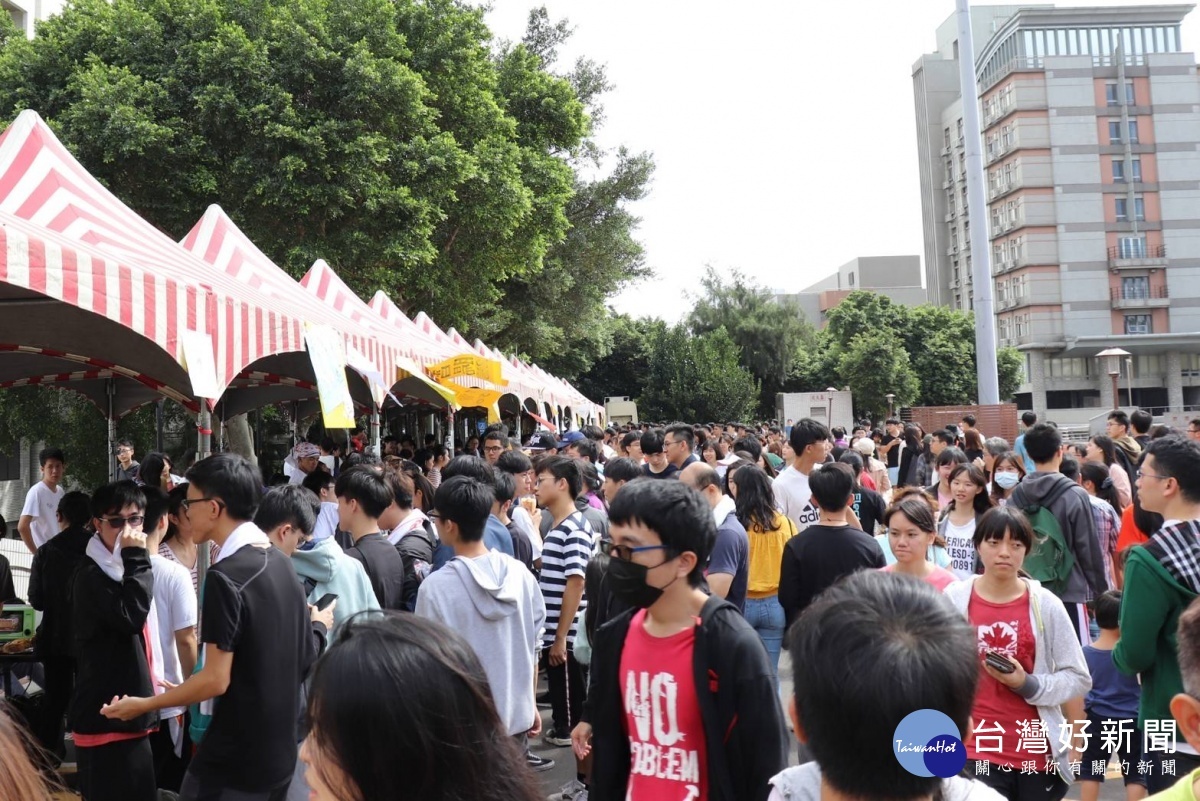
[848,272,855,287]
[1113,157,1142,183]
[944,127,951,148]
[956,119,964,143]
[1124,314,1152,334]
[1109,120,1140,144]
[1118,236,1147,258]
[1115,197,1146,222]
[1105,81,1135,106]
[1122,276,1149,299]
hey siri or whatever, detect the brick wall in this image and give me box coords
[903,404,1020,446]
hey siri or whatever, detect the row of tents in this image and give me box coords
[0,109,602,460]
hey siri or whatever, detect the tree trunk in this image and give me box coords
[225,413,257,465]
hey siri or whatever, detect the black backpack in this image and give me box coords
[395,520,438,612]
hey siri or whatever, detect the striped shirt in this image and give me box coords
[538,511,594,647]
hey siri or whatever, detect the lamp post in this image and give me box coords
[1125,356,1134,407]
[1096,347,1132,410]
[885,393,895,419]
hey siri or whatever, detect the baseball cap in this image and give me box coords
[557,430,586,450]
[528,432,557,451]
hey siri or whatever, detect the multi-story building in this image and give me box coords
[914,4,1200,424]
[777,255,927,328]
[2,0,63,37]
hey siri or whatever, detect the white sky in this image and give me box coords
[485,0,1200,322]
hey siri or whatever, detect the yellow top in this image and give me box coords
[746,511,798,598]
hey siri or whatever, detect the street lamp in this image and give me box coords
[885,393,895,418]
[825,387,837,428]
[1096,347,1132,410]
[1125,356,1134,407]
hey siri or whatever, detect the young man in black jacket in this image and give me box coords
[69,481,158,801]
[571,479,788,801]
[27,490,93,758]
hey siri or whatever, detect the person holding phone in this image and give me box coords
[944,506,1091,801]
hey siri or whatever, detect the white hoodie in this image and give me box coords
[769,762,1004,801]
[414,551,546,735]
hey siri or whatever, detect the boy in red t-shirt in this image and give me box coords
[572,479,787,801]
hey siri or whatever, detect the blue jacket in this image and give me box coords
[291,538,380,632]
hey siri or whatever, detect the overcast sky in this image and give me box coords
[485,0,1200,323]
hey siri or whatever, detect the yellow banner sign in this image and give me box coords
[428,355,504,384]
[453,387,503,410]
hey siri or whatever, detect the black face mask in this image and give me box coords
[607,555,676,609]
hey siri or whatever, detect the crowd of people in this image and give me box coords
[4,410,1200,801]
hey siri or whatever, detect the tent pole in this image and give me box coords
[197,403,212,459]
[446,407,455,453]
[370,407,381,457]
[107,378,117,482]
[155,398,165,453]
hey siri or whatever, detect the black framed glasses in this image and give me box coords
[100,515,144,529]
[599,540,669,562]
[181,497,224,515]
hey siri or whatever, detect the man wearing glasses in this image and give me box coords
[664,423,699,473]
[115,439,140,483]
[103,454,319,801]
[69,481,158,801]
[482,430,508,465]
[1187,418,1200,442]
[1115,435,1200,791]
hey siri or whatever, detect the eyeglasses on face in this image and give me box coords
[1137,468,1170,481]
[181,497,225,515]
[599,540,668,562]
[100,515,144,529]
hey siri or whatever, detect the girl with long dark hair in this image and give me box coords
[939,463,994,580]
[1085,435,1133,508]
[730,464,796,679]
[989,452,1026,507]
[880,493,957,590]
[302,613,543,801]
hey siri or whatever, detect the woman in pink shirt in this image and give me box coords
[881,492,959,592]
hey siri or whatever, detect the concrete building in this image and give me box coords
[2,0,63,37]
[914,4,1200,424]
[778,255,927,327]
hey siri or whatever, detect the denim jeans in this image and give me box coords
[744,594,786,679]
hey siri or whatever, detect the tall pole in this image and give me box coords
[107,378,117,482]
[956,0,1000,404]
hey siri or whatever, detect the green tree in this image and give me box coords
[997,347,1024,401]
[836,330,920,420]
[571,313,653,404]
[0,0,584,325]
[639,324,759,423]
[687,267,816,414]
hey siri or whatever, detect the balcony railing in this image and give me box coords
[1112,285,1168,301]
[1108,244,1167,262]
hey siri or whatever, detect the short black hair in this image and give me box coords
[385,470,414,509]
[733,436,762,462]
[1145,435,1200,504]
[961,413,977,427]
[142,486,171,534]
[482,429,506,446]
[433,476,492,543]
[301,469,335,496]
[568,439,600,464]
[58,490,92,528]
[116,438,135,450]
[932,429,955,447]
[496,450,533,476]
[973,505,1034,550]
[91,480,146,519]
[604,457,642,484]
[255,485,318,537]
[665,422,695,449]
[935,447,968,469]
[1021,411,1038,427]
[1108,410,1130,430]
[885,417,901,426]
[620,431,641,450]
[39,447,65,467]
[537,455,582,499]
[1058,454,1080,482]
[640,428,665,456]
[186,453,263,522]
[441,455,496,486]
[1131,409,1152,435]
[809,462,854,512]
[1022,423,1062,464]
[836,450,863,478]
[334,465,393,519]
[789,571,978,800]
[608,479,714,587]
[1090,590,1122,630]
[789,418,831,455]
[492,468,516,505]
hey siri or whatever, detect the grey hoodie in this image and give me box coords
[415,551,546,736]
[1009,470,1108,602]
[768,763,1004,801]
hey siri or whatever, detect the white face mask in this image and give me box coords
[994,471,1021,490]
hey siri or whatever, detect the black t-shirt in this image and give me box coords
[851,488,888,535]
[345,532,407,611]
[778,524,885,625]
[882,435,900,468]
[642,462,679,480]
[192,544,314,792]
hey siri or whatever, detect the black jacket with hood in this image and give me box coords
[1010,471,1108,602]
[582,595,788,801]
[28,524,92,660]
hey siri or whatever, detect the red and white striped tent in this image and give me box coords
[299,260,455,407]
[0,110,308,415]
[181,205,400,418]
